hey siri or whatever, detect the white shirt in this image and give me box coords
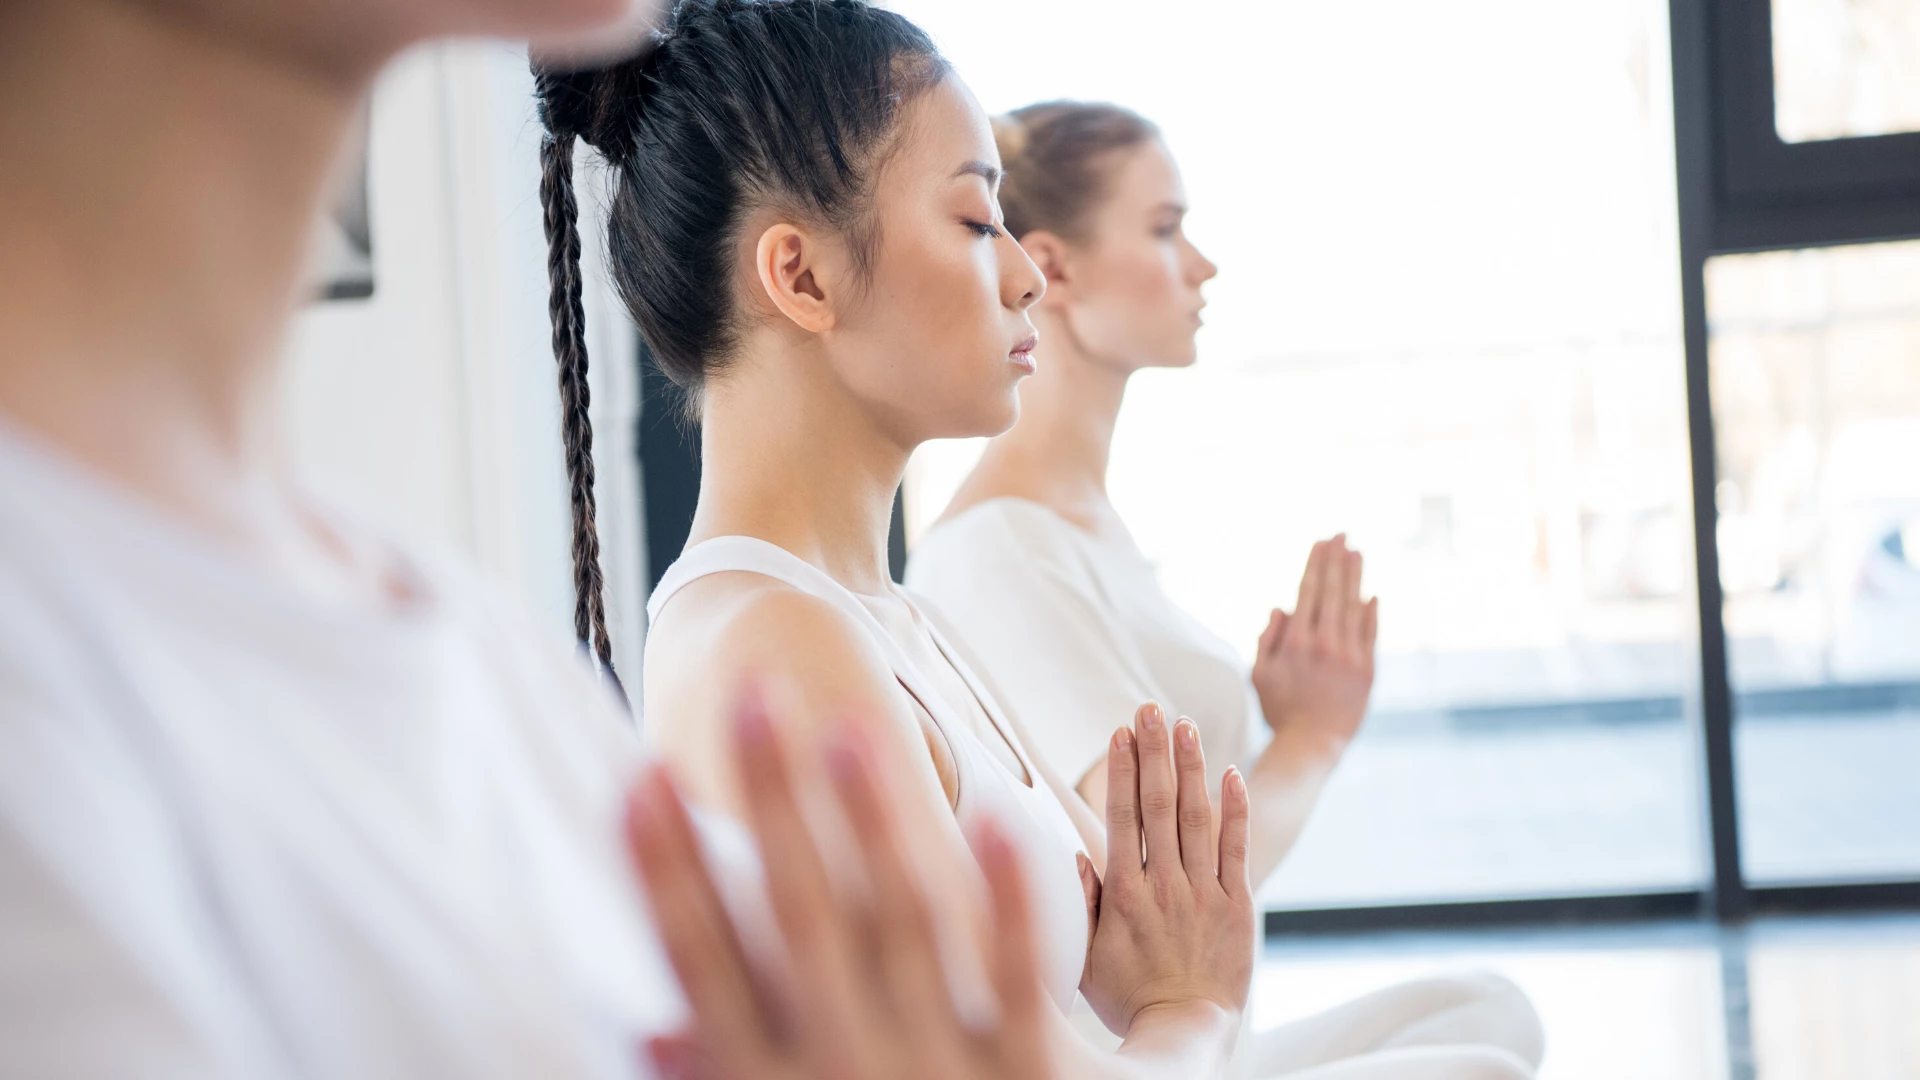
[907,497,1261,790]
[0,422,680,1079]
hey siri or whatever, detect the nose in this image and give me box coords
[1004,233,1046,311]
[1190,241,1219,286]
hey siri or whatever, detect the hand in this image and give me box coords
[627,692,1056,1080]
[1079,703,1256,1037]
[1252,534,1377,754]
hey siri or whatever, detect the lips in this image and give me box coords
[1009,333,1039,374]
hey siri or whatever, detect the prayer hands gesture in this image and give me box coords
[1078,703,1257,1037]
[1252,534,1378,754]
[628,694,1056,1080]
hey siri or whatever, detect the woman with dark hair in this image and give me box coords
[908,102,1547,1077]
[0,0,1084,1075]
[532,0,1263,1074]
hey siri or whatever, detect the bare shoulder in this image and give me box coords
[642,572,917,804]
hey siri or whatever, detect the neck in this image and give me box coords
[690,348,906,594]
[0,1,363,540]
[979,308,1131,511]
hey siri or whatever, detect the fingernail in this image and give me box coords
[1224,767,1245,798]
[628,767,667,825]
[1176,720,1198,751]
[976,819,1013,865]
[735,696,773,747]
[826,731,861,785]
[1141,703,1164,733]
[1115,726,1134,753]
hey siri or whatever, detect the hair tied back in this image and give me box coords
[991,112,1030,163]
[533,41,661,161]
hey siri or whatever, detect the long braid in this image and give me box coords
[538,132,620,688]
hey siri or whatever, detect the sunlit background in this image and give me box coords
[889,0,1920,914]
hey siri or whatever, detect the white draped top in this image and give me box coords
[908,498,1261,791]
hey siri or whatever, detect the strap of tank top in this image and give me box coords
[651,536,1050,796]
[903,591,1046,786]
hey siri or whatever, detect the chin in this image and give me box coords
[1144,346,1201,370]
[973,386,1023,439]
[521,0,666,55]
[983,394,1022,437]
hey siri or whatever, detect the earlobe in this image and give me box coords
[754,224,836,334]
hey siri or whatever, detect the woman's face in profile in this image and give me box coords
[822,76,1048,445]
[1049,140,1218,372]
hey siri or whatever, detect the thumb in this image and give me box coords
[1076,852,1101,971]
[1258,608,1288,659]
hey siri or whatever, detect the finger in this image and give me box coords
[1295,541,1327,631]
[644,1032,719,1080]
[626,768,772,1068]
[1076,851,1101,968]
[1257,608,1286,660]
[978,820,1051,1076]
[730,694,864,1048]
[1217,767,1253,902]
[1320,534,1351,638]
[1341,550,1366,652]
[1133,703,1181,883]
[1363,596,1380,654]
[1172,719,1215,883]
[1104,725,1143,887]
[826,723,960,1048]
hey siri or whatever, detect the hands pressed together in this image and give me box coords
[1252,534,1378,754]
[627,693,1256,1080]
[1079,703,1256,1038]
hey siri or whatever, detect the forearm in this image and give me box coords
[1048,1000,1241,1080]
[1241,728,1344,887]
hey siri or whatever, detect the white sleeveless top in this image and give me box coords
[908,498,1261,792]
[646,536,1090,1012]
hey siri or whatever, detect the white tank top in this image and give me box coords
[646,536,1090,1012]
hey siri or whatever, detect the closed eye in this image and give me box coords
[966,220,1005,239]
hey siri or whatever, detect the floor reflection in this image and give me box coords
[1253,911,1920,1079]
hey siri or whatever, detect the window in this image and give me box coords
[896,0,1709,908]
[1772,0,1920,143]
[1708,239,1920,885]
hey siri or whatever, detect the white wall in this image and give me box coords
[281,42,647,701]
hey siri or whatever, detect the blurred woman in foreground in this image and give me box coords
[0,0,1113,1076]
[909,101,1546,1078]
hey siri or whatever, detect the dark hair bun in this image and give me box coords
[533,49,656,161]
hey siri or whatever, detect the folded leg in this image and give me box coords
[1244,972,1544,1076]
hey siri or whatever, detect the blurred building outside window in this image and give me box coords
[1771,0,1920,143]
[1708,239,1920,885]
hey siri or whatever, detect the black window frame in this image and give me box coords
[1710,0,1920,252]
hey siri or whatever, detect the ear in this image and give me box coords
[1018,229,1074,303]
[753,223,837,335]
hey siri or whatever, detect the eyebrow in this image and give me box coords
[954,159,1003,188]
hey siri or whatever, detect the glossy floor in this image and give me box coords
[1251,911,1920,1079]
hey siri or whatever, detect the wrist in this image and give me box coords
[1256,720,1349,772]
[1124,997,1239,1040]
